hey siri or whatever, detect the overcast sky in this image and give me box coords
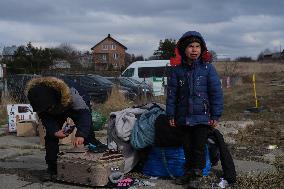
[0,0,283,59]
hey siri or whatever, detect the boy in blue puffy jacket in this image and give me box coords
[166,31,223,185]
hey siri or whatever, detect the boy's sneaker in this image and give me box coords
[175,169,203,185]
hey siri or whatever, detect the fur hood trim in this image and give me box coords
[26,77,71,107]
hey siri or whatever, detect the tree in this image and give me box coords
[5,42,70,74]
[56,43,78,62]
[134,55,144,61]
[125,53,136,66]
[153,39,176,60]
[209,50,217,62]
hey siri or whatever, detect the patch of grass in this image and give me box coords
[94,87,134,118]
[215,61,284,75]
[0,93,17,126]
[233,173,283,189]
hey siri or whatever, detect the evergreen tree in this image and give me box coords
[153,38,176,60]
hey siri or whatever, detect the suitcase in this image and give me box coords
[57,149,125,187]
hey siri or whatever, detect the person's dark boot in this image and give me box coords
[175,169,203,186]
[40,163,57,182]
[187,169,203,189]
[40,170,57,182]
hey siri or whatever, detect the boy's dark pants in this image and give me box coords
[182,124,209,173]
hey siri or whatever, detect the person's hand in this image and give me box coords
[73,137,84,147]
[209,120,218,128]
[169,118,176,127]
[54,130,67,139]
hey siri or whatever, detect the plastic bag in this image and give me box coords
[92,111,106,131]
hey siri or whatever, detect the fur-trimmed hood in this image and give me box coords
[26,77,72,107]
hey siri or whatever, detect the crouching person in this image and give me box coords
[26,76,106,181]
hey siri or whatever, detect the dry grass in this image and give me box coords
[151,95,166,104]
[94,87,134,118]
[214,61,284,76]
[0,93,17,126]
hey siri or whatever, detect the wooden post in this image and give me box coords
[252,74,258,108]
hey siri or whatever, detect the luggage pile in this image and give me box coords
[56,103,236,187]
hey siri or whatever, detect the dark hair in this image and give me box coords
[178,36,205,57]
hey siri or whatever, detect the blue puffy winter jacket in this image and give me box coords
[166,31,223,126]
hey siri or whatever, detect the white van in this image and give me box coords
[121,60,170,96]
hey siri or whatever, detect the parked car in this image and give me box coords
[87,74,137,101]
[121,60,170,96]
[107,77,153,99]
[59,74,137,103]
[58,74,112,103]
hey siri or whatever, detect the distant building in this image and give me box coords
[91,34,127,70]
[263,51,282,61]
[49,60,71,70]
[217,54,231,61]
[0,64,6,78]
[2,45,18,61]
[78,52,93,68]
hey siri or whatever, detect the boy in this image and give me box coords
[166,31,223,186]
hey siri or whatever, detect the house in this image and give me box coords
[2,45,18,61]
[78,52,93,68]
[263,51,283,61]
[49,59,71,70]
[91,34,127,70]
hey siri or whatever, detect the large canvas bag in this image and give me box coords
[143,146,211,178]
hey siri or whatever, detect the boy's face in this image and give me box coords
[185,42,201,60]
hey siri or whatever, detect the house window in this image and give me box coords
[110,44,116,50]
[102,54,107,61]
[113,53,119,60]
[102,44,108,50]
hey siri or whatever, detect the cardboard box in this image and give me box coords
[38,119,76,146]
[16,120,37,137]
[7,104,37,132]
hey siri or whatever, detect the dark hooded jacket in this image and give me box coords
[26,77,92,138]
[166,31,223,126]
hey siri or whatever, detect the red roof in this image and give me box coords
[91,34,127,50]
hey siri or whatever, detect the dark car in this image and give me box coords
[59,74,137,103]
[59,74,112,103]
[107,77,153,99]
[87,74,137,101]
